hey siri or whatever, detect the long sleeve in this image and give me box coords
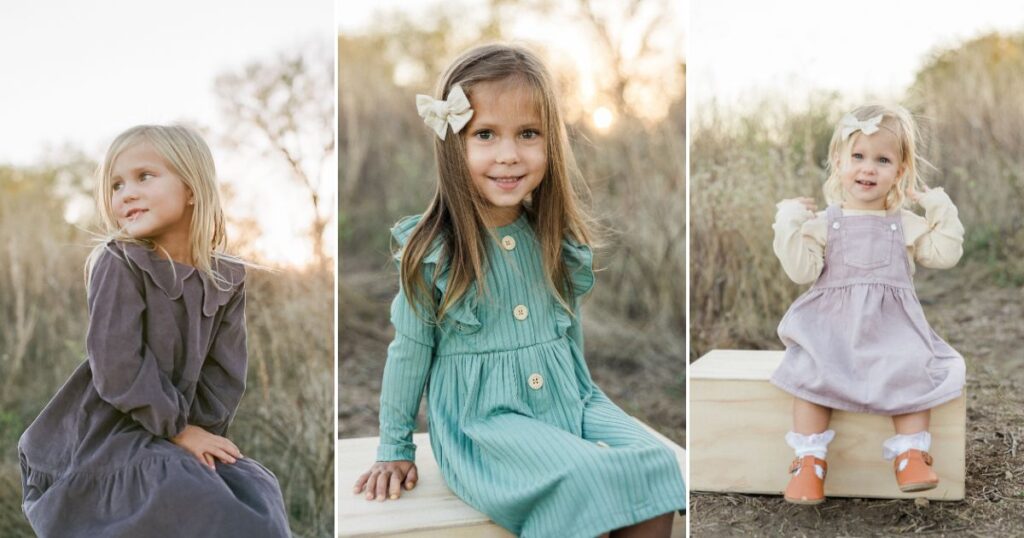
[86,249,189,438]
[376,282,436,462]
[772,200,826,285]
[908,188,965,269]
[189,280,248,437]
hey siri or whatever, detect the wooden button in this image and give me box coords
[513,304,529,320]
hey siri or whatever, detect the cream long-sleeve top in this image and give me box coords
[773,188,965,285]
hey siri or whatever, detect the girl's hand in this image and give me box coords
[353,460,418,501]
[906,183,930,203]
[171,424,243,470]
[781,197,817,213]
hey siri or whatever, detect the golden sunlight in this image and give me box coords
[592,106,615,132]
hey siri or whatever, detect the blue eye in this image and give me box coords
[521,129,541,140]
[475,130,494,140]
[851,153,864,160]
[879,157,891,164]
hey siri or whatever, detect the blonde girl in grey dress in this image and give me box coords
[18,125,290,537]
[771,105,966,504]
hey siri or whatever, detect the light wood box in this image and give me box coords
[338,422,687,537]
[690,349,965,500]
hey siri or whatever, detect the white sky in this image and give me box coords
[0,0,336,267]
[690,0,1024,111]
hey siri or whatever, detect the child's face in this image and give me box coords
[110,142,194,248]
[464,80,546,227]
[839,129,904,210]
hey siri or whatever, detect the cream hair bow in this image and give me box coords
[839,113,884,139]
[416,84,474,140]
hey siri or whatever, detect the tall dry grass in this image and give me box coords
[690,32,1024,359]
[0,165,333,537]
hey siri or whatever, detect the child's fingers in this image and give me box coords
[210,447,238,464]
[388,471,403,500]
[203,452,215,470]
[212,436,243,459]
[374,471,391,502]
[353,470,371,494]
[222,438,243,458]
[189,450,209,467]
[365,470,381,500]
[405,465,418,490]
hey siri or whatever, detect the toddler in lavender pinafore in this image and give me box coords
[770,104,966,504]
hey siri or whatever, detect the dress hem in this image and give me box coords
[515,497,686,538]
[769,376,963,415]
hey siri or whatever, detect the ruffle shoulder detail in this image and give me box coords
[390,216,479,330]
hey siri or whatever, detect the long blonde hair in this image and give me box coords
[86,124,235,290]
[400,43,596,322]
[823,104,929,210]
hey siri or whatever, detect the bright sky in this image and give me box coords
[0,0,336,267]
[691,0,1024,111]
[337,0,685,124]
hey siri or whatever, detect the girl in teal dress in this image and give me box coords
[352,44,686,538]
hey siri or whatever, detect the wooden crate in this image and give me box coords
[338,422,687,537]
[690,349,966,500]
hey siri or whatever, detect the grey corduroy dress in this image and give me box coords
[18,241,290,538]
[772,205,966,415]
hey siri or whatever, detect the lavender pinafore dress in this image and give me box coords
[771,205,965,415]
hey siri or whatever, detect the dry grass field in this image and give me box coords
[689,33,1024,536]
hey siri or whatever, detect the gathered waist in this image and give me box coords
[435,335,571,358]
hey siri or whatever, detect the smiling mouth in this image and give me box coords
[125,208,148,219]
[489,175,525,190]
[489,175,525,183]
[855,179,877,187]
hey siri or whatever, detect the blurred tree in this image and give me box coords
[215,40,335,268]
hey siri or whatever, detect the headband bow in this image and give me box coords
[416,84,474,140]
[839,113,884,139]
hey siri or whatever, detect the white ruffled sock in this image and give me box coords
[883,431,931,469]
[785,430,835,479]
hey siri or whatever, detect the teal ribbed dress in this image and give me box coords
[377,213,686,538]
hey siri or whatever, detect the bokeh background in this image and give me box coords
[689,0,1024,535]
[338,0,686,456]
[0,2,335,536]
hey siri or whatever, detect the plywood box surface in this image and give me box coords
[338,421,687,537]
[690,349,965,500]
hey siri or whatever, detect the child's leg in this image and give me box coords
[892,409,930,434]
[884,409,931,460]
[793,397,832,434]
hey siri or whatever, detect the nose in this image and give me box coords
[495,138,519,164]
[117,182,140,203]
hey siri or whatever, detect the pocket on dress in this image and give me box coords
[840,221,895,270]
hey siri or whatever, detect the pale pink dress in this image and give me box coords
[771,204,965,415]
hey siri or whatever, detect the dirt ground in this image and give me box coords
[338,269,686,445]
[691,263,1024,537]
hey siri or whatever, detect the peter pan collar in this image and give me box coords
[116,241,244,317]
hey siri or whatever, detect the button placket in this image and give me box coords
[501,235,516,251]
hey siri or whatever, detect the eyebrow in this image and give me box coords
[111,163,160,180]
[469,120,542,130]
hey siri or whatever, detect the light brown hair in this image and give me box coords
[399,43,596,322]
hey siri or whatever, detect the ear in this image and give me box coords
[186,186,195,206]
